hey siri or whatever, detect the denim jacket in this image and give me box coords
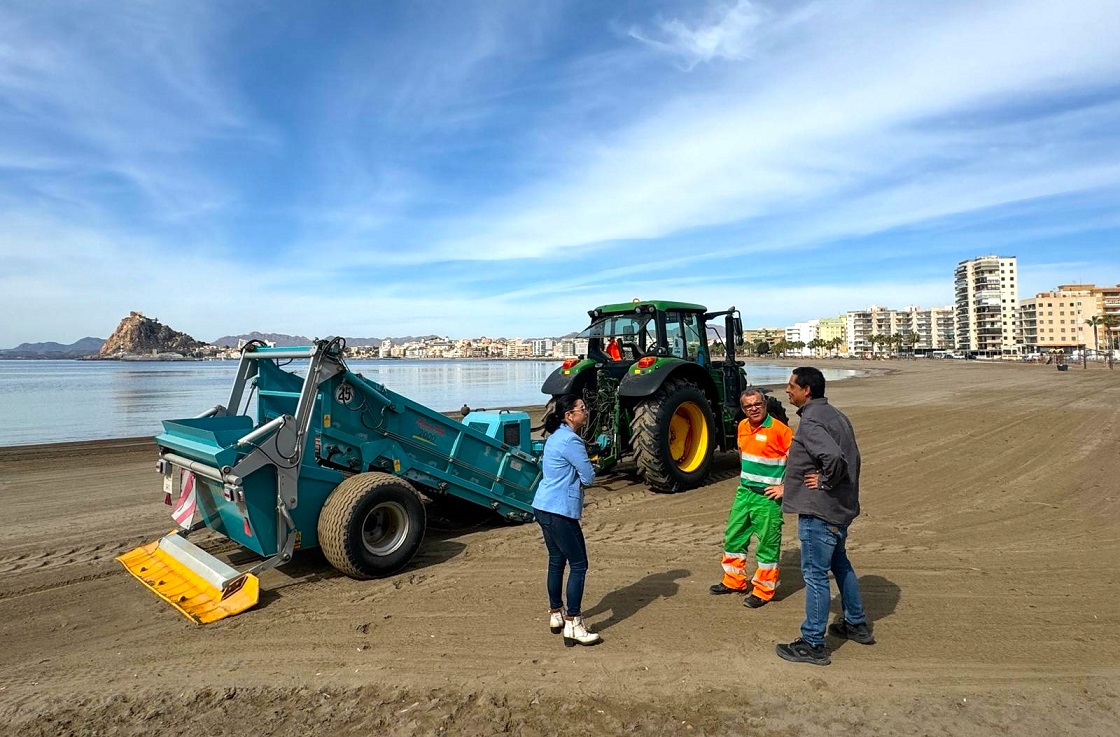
[531,424,596,519]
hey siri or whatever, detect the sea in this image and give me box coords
[0,359,860,447]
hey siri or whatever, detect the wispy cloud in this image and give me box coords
[1,1,1119,345]
[628,0,769,69]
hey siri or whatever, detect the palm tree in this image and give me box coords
[1103,315,1120,369]
[829,336,843,357]
[1086,315,1104,358]
[899,330,918,359]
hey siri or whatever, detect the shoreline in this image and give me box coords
[5,358,1102,452]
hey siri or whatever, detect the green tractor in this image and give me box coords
[541,300,756,492]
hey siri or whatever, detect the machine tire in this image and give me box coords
[317,472,427,579]
[632,378,716,493]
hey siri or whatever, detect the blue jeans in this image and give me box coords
[798,515,867,646]
[536,509,589,616]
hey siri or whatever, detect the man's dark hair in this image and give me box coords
[792,367,826,399]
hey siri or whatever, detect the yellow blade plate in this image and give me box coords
[117,539,259,624]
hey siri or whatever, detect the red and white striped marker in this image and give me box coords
[172,471,197,529]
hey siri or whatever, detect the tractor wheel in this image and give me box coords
[765,393,789,425]
[632,378,716,493]
[317,472,426,579]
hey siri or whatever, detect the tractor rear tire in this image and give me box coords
[317,472,427,579]
[632,378,716,493]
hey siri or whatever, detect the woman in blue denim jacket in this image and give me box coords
[531,394,601,647]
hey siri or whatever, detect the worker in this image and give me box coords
[710,388,792,608]
[605,338,622,361]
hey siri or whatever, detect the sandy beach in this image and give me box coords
[1,359,1119,736]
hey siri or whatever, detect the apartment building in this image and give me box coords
[954,255,1019,356]
[785,320,818,356]
[816,316,847,354]
[846,305,954,355]
[742,328,784,347]
[1020,283,1117,354]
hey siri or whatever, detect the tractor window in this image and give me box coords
[665,311,705,362]
[580,314,655,361]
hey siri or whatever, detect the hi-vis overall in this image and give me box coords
[720,414,793,599]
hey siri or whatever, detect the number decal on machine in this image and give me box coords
[335,383,354,404]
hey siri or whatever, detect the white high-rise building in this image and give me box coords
[954,256,1019,356]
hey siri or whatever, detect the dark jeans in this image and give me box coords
[798,515,867,647]
[536,509,589,616]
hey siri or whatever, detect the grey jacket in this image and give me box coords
[782,397,861,526]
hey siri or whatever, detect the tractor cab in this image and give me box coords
[543,299,752,493]
[580,302,713,364]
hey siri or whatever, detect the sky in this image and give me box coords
[2,0,1120,346]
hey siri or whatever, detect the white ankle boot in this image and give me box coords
[563,615,602,647]
[549,609,564,634]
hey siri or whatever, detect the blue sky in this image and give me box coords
[2,0,1119,346]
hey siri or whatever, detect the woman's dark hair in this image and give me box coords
[544,394,582,434]
[792,366,826,399]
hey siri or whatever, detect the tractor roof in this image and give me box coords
[592,299,707,315]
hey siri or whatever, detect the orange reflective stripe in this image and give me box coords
[720,553,748,590]
[751,565,780,601]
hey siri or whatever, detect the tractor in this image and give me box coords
[541,300,762,492]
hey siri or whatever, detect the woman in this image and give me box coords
[531,394,601,647]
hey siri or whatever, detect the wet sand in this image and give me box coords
[1,359,1119,736]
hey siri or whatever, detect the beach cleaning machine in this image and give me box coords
[118,338,541,623]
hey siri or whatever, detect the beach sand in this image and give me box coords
[1,359,1118,736]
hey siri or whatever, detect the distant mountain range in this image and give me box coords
[1,330,449,358]
[0,337,106,359]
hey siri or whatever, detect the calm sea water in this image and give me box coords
[0,359,858,447]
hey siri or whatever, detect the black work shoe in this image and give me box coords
[709,583,745,595]
[828,618,876,645]
[775,638,831,666]
[743,593,768,608]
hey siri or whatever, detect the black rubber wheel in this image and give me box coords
[632,378,716,492]
[765,394,789,425]
[317,472,427,579]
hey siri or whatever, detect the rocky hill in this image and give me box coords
[99,312,207,358]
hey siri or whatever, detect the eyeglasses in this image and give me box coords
[742,403,766,410]
[568,406,589,414]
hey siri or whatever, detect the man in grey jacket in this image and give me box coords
[775,367,875,666]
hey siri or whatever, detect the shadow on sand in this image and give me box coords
[582,568,691,632]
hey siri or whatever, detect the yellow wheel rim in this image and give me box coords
[667,401,710,472]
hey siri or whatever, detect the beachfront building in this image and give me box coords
[954,255,1019,356]
[554,337,589,359]
[742,328,783,354]
[1100,285,1120,354]
[846,305,896,356]
[895,305,955,352]
[815,316,847,355]
[1019,284,1114,355]
[847,305,954,356]
[785,320,818,356]
[530,338,555,357]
